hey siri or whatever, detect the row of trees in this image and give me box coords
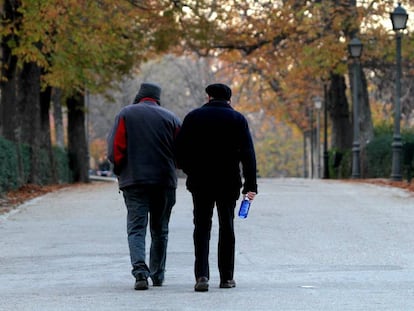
[1,0,180,183]
[1,0,414,184]
[89,0,414,177]
[178,1,414,145]
[87,0,414,177]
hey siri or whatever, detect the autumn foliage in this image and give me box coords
[2,0,414,183]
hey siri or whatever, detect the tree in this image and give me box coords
[3,0,414,182]
[67,93,88,182]
[1,0,184,183]
[17,61,42,183]
[171,0,414,176]
[1,0,21,142]
[51,88,65,148]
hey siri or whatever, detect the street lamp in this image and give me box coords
[314,96,322,178]
[348,37,363,179]
[309,107,314,178]
[390,3,408,181]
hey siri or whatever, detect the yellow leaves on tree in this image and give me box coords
[8,0,180,95]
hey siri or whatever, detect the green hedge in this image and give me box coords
[329,129,414,180]
[365,134,393,178]
[0,137,72,194]
[366,132,414,180]
[328,148,351,179]
[0,138,19,193]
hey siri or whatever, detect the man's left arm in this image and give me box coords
[240,119,258,195]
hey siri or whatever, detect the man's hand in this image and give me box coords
[245,191,256,201]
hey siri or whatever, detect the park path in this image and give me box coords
[1,178,414,310]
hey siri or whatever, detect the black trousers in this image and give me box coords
[191,192,236,282]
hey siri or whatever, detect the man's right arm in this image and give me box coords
[107,115,127,175]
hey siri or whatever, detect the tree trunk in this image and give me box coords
[0,49,18,141]
[52,88,65,148]
[17,62,42,184]
[359,66,374,178]
[0,1,20,141]
[328,73,352,151]
[67,93,90,183]
[40,86,57,183]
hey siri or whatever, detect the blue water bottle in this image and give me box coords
[238,195,251,219]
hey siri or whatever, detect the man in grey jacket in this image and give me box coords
[107,82,181,290]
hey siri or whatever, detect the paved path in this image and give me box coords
[1,178,414,310]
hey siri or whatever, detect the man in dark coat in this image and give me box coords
[107,82,181,290]
[175,83,258,292]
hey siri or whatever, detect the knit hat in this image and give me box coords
[205,83,232,100]
[134,82,161,104]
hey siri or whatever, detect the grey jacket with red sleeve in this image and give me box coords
[107,99,181,189]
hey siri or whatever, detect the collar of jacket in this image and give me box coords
[138,98,159,105]
[205,99,233,109]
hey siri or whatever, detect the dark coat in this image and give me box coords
[175,99,257,199]
[107,100,181,189]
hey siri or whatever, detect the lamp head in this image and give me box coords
[348,37,363,58]
[390,3,408,31]
[313,96,322,110]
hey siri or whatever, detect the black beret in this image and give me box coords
[205,83,232,100]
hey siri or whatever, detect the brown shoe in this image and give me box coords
[194,277,209,292]
[220,279,236,288]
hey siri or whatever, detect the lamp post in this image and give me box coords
[348,37,363,179]
[314,96,322,178]
[390,3,408,181]
[309,107,314,178]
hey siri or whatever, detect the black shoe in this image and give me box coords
[194,277,209,292]
[152,279,163,287]
[220,280,236,288]
[134,277,149,290]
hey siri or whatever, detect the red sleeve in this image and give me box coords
[113,117,127,167]
[174,125,180,139]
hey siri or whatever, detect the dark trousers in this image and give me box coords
[122,185,175,283]
[192,192,236,282]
